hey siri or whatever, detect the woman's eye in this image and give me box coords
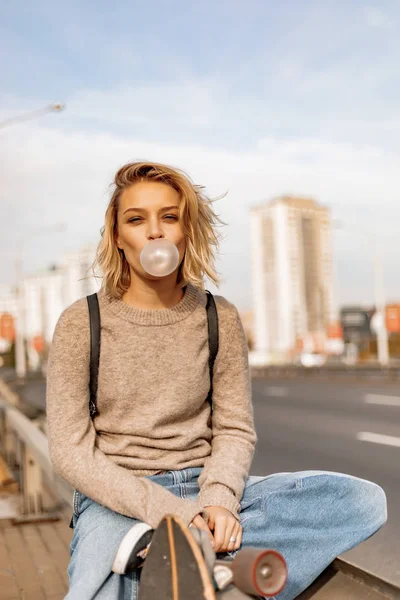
[128,215,177,223]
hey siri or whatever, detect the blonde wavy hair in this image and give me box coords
[92,161,226,297]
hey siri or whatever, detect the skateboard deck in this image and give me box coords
[139,514,216,600]
[138,514,287,599]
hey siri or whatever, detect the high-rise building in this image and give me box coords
[250,196,335,363]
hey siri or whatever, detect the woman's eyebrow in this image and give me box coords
[123,205,179,215]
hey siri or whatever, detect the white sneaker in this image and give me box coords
[112,522,154,574]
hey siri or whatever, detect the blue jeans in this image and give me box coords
[67,468,387,600]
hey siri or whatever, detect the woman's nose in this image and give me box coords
[147,220,164,240]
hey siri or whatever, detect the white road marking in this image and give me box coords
[357,432,400,448]
[365,394,400,406]
[263,386,289,397]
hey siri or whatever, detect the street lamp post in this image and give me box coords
[0,103,65,130]
[372,237,389,366]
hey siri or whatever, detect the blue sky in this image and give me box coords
[1,1,400,311]
[2,0,399,146]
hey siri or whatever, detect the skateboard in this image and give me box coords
[138,514,287,599]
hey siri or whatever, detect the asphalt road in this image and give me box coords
[250,376,400,586]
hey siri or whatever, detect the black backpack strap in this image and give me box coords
[205,291,219,411]
[87,293,101,420]
[70,293,100,529]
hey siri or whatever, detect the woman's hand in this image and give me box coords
[203,506,242,553]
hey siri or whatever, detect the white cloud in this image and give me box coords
[364,6,393,29]
[29,68,400,158]
[69,81,220,128]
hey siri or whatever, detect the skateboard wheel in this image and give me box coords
[231,547,287,597]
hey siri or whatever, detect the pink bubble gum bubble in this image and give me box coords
[140,239,180,277]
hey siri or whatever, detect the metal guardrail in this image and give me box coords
[251,364,400,381]
[0,397,73,522]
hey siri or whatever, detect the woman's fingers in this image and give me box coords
[191,508,242,553]
[213,515,242,552]
[212,515,228,551]
[222,518,237,551]
[227,520,242,552]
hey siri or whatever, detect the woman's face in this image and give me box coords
[115,181,186,279]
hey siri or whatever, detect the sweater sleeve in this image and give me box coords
[197,301,257,519]
[46,300,202,529]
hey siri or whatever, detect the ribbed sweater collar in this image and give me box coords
[99,283,201,326]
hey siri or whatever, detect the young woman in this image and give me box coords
[46,161,387,600]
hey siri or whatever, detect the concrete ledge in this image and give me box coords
[333,557,399,598]
[297,558,398,599]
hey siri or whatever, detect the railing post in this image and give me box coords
[4,414,18,469]
[0,396,65,524]
[19,439,43,516]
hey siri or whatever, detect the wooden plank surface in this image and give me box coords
[37,523,70,588]
[0,528,20,600]
[2,525,45,599]
[0,517,72,600]
[22,525,67,598]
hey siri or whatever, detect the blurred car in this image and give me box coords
[298,352,326,368]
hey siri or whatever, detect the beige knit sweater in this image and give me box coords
[46,283,257,529]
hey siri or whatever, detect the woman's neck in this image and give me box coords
[121,279,185,310]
